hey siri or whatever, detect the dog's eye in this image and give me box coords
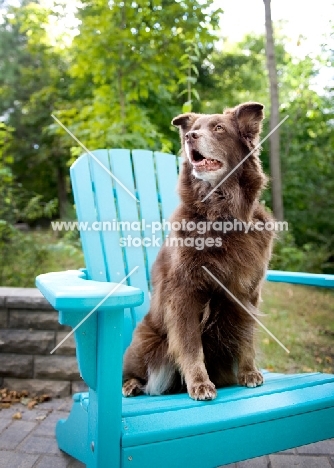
[215,125,224,131]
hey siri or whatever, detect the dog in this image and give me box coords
[122,102,274,400]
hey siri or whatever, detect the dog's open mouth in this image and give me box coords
[191,150,223,172]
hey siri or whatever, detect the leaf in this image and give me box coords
[12,412,22,420]
[35,414,47,421]
[0,403,11,409]
[27,400,38,410]
[1,397,12,403]
[182,101,192,113]
[191,64,199,76]
[36,394,51,403]
[177,76,189,85]
[177,89,188,97]
[191,89,200,101]
[20,397,31,406]
[193,44,200,57]
[185,76,197,84]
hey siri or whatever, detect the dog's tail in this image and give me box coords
[145,361,181,395]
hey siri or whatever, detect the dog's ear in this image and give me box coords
[234,102,264,150]
[171,113,200,131]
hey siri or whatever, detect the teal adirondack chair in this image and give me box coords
[36,149,334,468]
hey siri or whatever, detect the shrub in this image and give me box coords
[0,221,49,287]
[270,231,333,273]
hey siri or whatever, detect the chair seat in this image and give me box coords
[70,372,334,467]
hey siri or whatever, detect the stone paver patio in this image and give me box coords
[0,397,333,467]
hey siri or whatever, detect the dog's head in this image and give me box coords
[172,102,264,184]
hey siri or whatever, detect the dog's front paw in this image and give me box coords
[238,370,264,388]
[188,381,217,401]
[122,378,143,397]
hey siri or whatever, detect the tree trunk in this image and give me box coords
[263,0,284,221]
[118,1,126,134]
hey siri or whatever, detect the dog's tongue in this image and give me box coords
[193,158,222,172]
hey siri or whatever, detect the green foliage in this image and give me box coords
[178,40,201,113]
[198,35,270,111]
[57,0,221,157]
[0,221,49,287]
[279,91,334,250]
[0,0,333,278]
[0,119,80,287]
[0,119,58,288]
[0,122,58,225]
[0,1,73,217]
[270,232,332,273]
[0,224,84,287]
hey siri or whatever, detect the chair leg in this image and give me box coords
[87,307,124,468]
[56,394,90,464]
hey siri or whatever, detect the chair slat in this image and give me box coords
[88,149,127,283]
[109,149,151,323]
[154,152,179,235]
[132,150,162,284]
[121,406,334,468]
[70,155,107,282]
[89,150,139,349]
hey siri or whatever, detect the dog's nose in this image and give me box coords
[185,131,200,140]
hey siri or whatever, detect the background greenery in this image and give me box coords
[0,0,333,287]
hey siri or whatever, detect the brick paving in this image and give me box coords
[0,397,333,467]
[0,397,83,468]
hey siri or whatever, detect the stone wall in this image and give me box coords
[0,287,87,397]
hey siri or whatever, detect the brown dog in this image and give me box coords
[122,102,274,400]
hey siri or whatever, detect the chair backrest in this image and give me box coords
[70,149,180,350]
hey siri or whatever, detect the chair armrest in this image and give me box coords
[36,270,144,311]
[266,270,334,288]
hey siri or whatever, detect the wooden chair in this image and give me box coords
[36,149,334,468]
